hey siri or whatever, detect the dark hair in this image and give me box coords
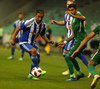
[36,9,44,14]
[68,4,77,9]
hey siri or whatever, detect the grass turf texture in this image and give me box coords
[0,48,100,89]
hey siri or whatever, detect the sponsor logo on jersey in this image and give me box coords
[32,32,37,35]
[65,19,70,22]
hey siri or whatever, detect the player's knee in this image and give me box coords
[30,48,37,56]
[88,59,96,66]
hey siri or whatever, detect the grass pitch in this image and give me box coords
[0,48,100,89]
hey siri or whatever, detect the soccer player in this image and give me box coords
[10,9,54,80]
[72,26,100,88]
[57,4,87,81]
[8,13,25,61]
[50,0,89,77]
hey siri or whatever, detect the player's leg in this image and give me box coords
[20,43,39,80]
[62,51,69,75]
[65,54,77,81]
[78,53,88,66]
[8,38,18,59]
[87,49,100,88]
[78,53,91,78]
[18,49,24,61]
[65,43,85,81]
[35,46,46,75]
[62,40,74,76]
[8,45,15,59]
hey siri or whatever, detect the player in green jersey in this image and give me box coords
[72,26,100,89]
[57,4,86,81]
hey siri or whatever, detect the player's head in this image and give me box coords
[68,4,77,15]
[35,9,44,24]
[18,13,24,20]
[66,0,75,8]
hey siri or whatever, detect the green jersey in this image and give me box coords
[72,13,86,43]
[93,25,100,49]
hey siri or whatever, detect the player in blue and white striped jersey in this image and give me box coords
[50,0,89,79]
[8,13,25,61]
[11,9,54,80]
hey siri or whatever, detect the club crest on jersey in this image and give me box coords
[32,32,37,35]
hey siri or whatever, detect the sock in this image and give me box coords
[30,63,35,74]
[11,47,15,56]
[88,64,97,76]
[30,55,39,67]
[21,50,24,58]
[29,55,39,74]
[65,55,74,77]
[71,58,81,74]
[78,53,88,66]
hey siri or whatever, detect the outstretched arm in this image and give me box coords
[72,31,95,58]
[50,20,66,25]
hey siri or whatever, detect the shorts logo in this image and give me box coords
[32,32,37,35]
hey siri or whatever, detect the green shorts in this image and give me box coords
[68,42,86,57]
[91,49,100,65]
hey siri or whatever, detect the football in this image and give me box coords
[31,67,42,78]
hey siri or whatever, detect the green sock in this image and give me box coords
[88,64,97,76]
[71,58,81,72]
[65,56,74,76]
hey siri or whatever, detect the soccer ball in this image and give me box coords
[31,67,42,78]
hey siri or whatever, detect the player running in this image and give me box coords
[11,9,54,80]
[72,25,100,89]
[57,4,87,81]
[8,13,25,61]
[50,0,89,79]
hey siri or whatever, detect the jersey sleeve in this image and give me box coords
[20,22,27,30]
[93,26,100,34]
[13,22,16,28]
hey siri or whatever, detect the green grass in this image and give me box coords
[0,48,100,89]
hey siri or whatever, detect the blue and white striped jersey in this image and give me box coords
[14,20,24,38]
[19,17,46,45]
[64,14,73,38]
[64,11,80,38]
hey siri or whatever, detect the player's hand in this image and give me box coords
[72,50,79,58]
[50,20,56,24]
[10,40,15,46]
[48,40,54,44]
[10,36,12,40]
[57,42,65,50]
[65,11,72,16]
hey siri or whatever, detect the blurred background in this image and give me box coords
[0,0,100,55]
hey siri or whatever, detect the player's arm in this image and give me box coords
[50,20,66,25]
[10,27,15,40]
[11,26,21,45]
[41,34,54,44]
[72,31,95,58]
[57,29,74,50]
[65,29,74,42]
[65,11,86,21]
